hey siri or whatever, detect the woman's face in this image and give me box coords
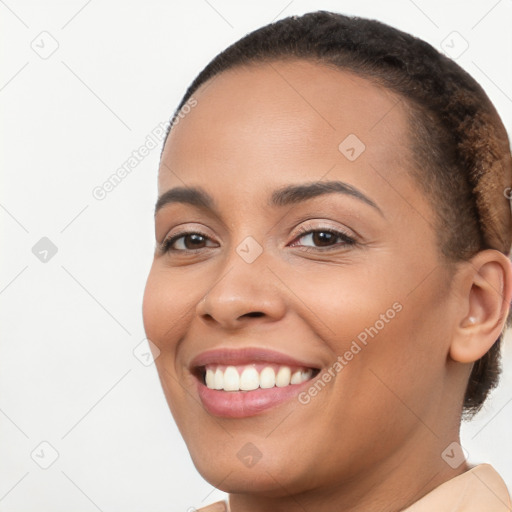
[143,60,461,495]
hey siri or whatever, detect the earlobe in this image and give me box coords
[449,250,512,364]
[464,316,477,327]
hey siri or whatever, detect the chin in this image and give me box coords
[184,433,326,497]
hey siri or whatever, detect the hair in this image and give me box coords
[162,11,512,418]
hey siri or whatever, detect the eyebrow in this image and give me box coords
[154,180,383,217]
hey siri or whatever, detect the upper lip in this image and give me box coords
[189,347,321,370]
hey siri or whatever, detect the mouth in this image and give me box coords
[198,363,319,391]
[190,348,322,418]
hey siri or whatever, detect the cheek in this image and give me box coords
[143,269,198,429]
[285,261,401,347]
[295,260,450,413]
[142,270,165,343]
[335,286,452,429]
[142,266,193,347]
[142,266,203,416]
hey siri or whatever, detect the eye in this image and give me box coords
[160,231,218,253]
[289,226,356,251]
[159,226,356,254]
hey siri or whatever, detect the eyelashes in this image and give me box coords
[159,225,356,255]
[160,231,216,253]
[290,225,356,251]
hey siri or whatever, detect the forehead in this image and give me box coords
[160,59,415,203]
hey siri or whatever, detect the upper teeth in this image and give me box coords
[204,365,314,391]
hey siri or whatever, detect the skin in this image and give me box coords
[142,60,512,512]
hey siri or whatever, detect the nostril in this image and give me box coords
[244,312,265,318]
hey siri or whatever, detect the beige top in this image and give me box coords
[197,464,511,511]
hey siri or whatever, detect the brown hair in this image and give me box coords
[163,10,512,418]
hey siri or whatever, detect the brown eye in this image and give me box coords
[290,228,356,250]
[310,231,337,246]
[161,232,217,252]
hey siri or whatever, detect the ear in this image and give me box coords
[450,250,512,363]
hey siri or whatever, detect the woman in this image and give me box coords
[143,11,512,511]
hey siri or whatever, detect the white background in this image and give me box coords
[1,1,511,510]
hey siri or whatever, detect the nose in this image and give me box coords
[195,252,287,330]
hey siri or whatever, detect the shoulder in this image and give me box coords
[404,464,511,511]
[196,500,229,512]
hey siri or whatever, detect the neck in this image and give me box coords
[227,426,469,512]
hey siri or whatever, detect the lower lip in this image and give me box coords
[196,377,316,418]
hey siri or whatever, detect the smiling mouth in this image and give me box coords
[190,348,324,417]
[196,363,321,392]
